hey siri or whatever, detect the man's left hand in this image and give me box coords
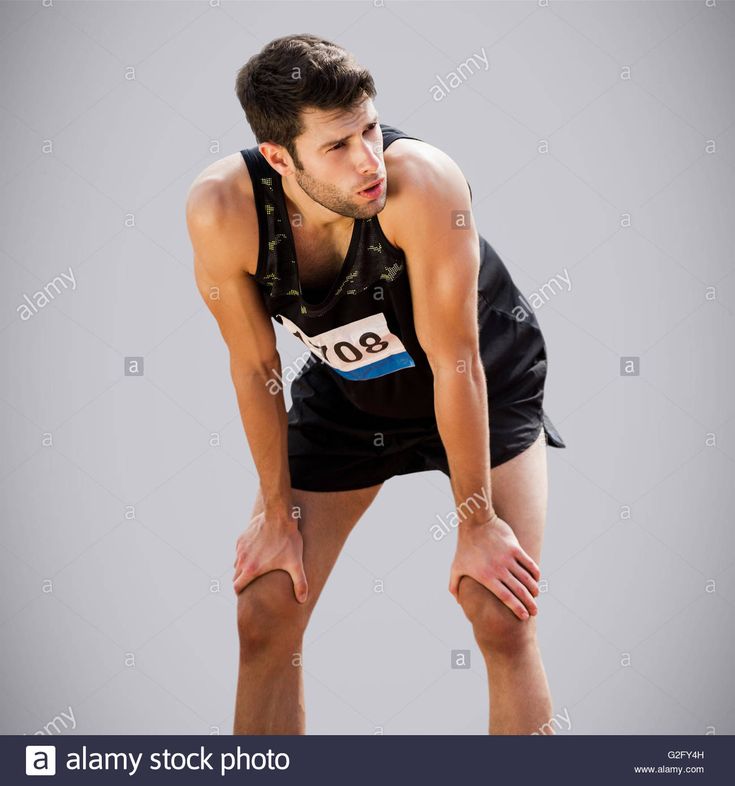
[448,513,541,621]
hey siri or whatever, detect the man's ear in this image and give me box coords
[258,142,293,176]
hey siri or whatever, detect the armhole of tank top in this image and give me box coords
[372,212,404,260]
[376,127,423,258]
[240,148,268,281]
[379,128,474,250]
[383,126,473,202]
[382,127,422,152]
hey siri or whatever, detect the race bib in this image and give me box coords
[276,312,415,380]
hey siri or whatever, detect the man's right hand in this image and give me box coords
[232,509,309,602]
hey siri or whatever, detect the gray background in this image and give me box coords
[1,0,734,735]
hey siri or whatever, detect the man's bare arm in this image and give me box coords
[185,179,292,520]
[396,148,495,520]
[395,147,540,615]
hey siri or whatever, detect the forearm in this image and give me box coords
[432,351,496,522]
[230,353,292,519]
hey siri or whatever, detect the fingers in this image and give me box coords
[450,569,536,621]
[290,565,309,604]
[233,553,309,604]
[490,578,531,621]
[502,572,538,616]
[515,548,540,582]
[509,560,540,598]
[233,565,256,595]
[448,571,462,601]
[232,553,261,595]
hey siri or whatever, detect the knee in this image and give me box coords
[457,576,537,656]
[237,570,308,655]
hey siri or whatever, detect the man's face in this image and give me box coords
[288,99,386,220]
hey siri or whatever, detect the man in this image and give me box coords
[185,33,566,735]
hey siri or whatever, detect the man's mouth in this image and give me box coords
[357,178,385,199]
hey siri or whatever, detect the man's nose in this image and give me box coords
[357,139,382,173]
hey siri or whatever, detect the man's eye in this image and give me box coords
[329,123,379,152]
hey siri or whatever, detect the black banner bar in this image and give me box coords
[4,734,728,784]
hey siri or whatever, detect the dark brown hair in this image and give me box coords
[235,34,376,169]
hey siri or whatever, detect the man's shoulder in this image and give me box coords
[382,135,471,244]
[185,152,259,277]
[385,132,468,200]
[384,133,453,176]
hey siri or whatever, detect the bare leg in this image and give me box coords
[233,483,382,735]
[457,428,554,734]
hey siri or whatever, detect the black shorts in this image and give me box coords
[286,343,566,493]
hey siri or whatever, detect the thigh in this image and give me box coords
[239,482,383,622]
[489,426,548,564]
[457,428,549,620]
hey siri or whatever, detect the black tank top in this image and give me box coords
[240,124,522,420]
